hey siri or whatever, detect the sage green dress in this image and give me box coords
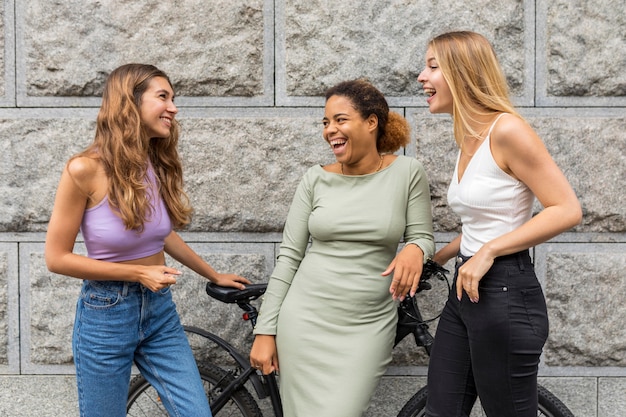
[254,156,434,417]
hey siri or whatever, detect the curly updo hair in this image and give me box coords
[324,79,410,154]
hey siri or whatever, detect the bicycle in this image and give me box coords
[126,282,282,417]
[126,261,575,417]
[395,260,575,417]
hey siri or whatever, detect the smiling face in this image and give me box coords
[417,47,453,114]
[139,76,178,139]
[322,95,378,166]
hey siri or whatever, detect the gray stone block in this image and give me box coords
[0,375,79,417]
[0,242,19,374]
[599,377,626,417]
[277,0,530,107]
[20,0,266,100]
[545,2,626,98]
[539,377,596,417]
[538,243,626,367]
[20,242,80,373]
[529,114,626,233]
[0,116,93,232]
[0,0,5,98]
[0,251,9,365]
[536,1,626,107]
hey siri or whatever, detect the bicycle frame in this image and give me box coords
[183,325,283,416]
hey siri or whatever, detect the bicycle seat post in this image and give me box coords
[237,300,260,328]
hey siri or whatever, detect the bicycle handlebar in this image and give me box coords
[394,260,450,348]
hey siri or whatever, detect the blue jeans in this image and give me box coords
[425,251,549,417]
[72,280,211,417]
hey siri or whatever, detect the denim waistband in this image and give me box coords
[83,280,143,296]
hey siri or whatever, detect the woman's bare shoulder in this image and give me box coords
[64,155,108,202]
[491,113,541,150]
[66,155,102,181]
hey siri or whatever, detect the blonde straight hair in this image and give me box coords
[428,31,521,149]
[76,63,192,231]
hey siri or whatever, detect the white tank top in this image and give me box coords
[447,114,535,256]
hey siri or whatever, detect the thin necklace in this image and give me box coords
[341,154,384,175]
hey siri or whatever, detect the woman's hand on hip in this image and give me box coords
[456,251,494,303]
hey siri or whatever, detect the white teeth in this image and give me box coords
[330,139,346,147]
[424,88,436,97]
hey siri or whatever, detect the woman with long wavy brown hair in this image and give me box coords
[45,63,249,417]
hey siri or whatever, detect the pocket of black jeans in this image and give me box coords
[521,287,549,340]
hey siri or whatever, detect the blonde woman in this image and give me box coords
[417,31,581,416]
[45,64,249,417]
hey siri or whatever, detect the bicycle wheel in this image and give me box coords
[126,363,262,417]
[397,386,428,417]
[397,384,574,417]
[536,385,575,417]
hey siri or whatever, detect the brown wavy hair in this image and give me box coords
[77,63,192,231]
[427,31,520,148]
[325,79,410,153]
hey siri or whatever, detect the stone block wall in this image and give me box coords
[0,0,624,415]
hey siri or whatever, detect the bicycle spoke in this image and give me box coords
[127,384,168,416]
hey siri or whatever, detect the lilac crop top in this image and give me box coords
[80,164,172,262]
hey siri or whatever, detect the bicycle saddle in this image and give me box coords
[205,282,267,303]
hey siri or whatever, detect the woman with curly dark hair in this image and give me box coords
[250,79,435,416]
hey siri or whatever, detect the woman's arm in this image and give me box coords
[250,171,314,373]
[384,160,435,299]
[489,114,581,254]
[432,235,461,265]
[163,231,249,289]
[253,173,313,335]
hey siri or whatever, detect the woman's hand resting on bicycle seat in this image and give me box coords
[250,334,280,375]
[210,272,250,290]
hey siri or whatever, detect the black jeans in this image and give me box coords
[425,251,549,417]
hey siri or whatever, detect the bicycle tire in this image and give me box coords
[397,384,574,417]
[126,363,262,417]
[397,386,428,417]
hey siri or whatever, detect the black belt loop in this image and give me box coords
[517,251,525,272]
[456,253,471,268]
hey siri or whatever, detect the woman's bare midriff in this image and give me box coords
[117,251,166,267]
